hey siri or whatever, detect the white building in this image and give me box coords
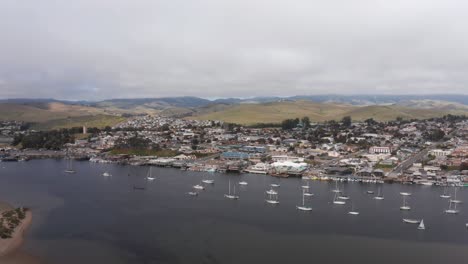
[369,146,393,154]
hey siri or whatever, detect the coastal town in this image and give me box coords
[1,115,467,187]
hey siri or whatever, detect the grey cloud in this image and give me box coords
[0,0,467,100]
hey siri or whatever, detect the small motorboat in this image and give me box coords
[348,211,359,215]
[366,190,374,194]
[102,172,111,177]
[338,195,350,200]
[271,184,280,188]
[202,179,214,184]
[238,181,248,186]
[400,192,412,196]
[400,206,411,210]
[303,192,314,197]
[187,191,198,196]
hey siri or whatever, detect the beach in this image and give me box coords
[0,202,41,264]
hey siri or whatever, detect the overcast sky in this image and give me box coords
[1,0,467,100]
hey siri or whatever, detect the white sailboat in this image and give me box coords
[440,186,451,199]
[449,187,462,204]
[333,192,346,205]
[373,186,384,200]
[348,203,359,215]
[301,180,310,189]
[338,188,350,200]
[418,219,425,230]
[296,190,312,211]
[64,158,75,173]
[146,167,155,181]
[332,180,341,193]
[224,180,239,199]
[445,200,460,214]
[265,190,279,205]
[400,195,411,210]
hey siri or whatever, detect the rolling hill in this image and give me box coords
[190,100,468,125]
[0,102,125,130]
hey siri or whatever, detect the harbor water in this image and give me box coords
[1,159,468,264]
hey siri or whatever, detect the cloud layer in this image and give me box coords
[1,0,468,99]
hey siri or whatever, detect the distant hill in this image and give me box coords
[1,95,468,128]
[190,100,468,125]
[0,101,124,130]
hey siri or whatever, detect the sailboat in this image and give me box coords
[445,200,460,214]
[449,187,462,204]
[146,167,155,181]
[296,190,312,211]
[64,157,75,173]
[333,192,346,205]
[374,186,384,200]
[400,194,411,210]
[332,180,341,193]
[348,203,359,215]
[301,180,310,189]
[338,187,350,200]
[265,190,279,204]
[224,180,239,199]
[440,186,451,199]
[418,219,425,230]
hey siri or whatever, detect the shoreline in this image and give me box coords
[0,202,40,264]
[0,210,33,257]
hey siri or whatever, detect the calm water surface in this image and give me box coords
[1,159,468,264]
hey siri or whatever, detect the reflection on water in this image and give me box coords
[1,160,468,264]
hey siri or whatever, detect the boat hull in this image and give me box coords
[296,206,312,211]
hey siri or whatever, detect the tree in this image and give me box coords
[341,116,352,127]
[301,116,311,129]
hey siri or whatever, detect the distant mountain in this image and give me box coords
[1,95,468,128]
[94,96,211,110]
[288,94,468,105]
